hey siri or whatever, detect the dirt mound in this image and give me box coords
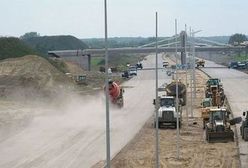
[0,55,72,98]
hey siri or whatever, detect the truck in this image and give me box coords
[228,61,246,69]
[153,95,175,107]
[153,95,181,129]
[128,66,137,76]
[240,111,248,141]
[156,106,181,128]
[165,80,186,106]
[108,81,124,108]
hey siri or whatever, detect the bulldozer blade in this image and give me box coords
[230,117,242,125]
[207,131,234,143]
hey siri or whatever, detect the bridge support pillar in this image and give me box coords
[87,54,91,71]
[180,31,187,65]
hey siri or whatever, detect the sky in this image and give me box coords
[1,0,247,38]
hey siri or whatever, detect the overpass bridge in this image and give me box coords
[49,46,246,56]
[48,33,248,70]
[48,46,247,70]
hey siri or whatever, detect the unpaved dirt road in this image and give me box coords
[0,54,170,168]
[201,60,248,168]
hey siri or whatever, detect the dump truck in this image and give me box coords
[165,80,186,106]
[107,81,124,107]
[153,95,182,129]
[205,107,241,143]
[240,111,248,141]
[205,78,225,106]
[196,59,205,67]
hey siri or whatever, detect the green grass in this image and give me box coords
[0,37,37,60]
[46,58,68,73]
[231,54,248,61]
[23,35,88,55]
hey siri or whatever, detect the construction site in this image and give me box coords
[1,1,248,168]
[0,52,246,168]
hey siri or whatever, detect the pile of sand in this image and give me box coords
[0,55,72,98]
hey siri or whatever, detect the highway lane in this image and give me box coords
[202,60,248,168]
[0,54,170,168]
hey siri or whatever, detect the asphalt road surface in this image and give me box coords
[202,60,248,168]
[0,54,171,168]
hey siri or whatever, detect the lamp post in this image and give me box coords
[155,12,160,168]
[192,30,202,99]
[104,0,110,167]
[175,19,180,160]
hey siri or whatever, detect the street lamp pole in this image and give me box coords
[190,27,193,118]
[104,0,111,167]
[191,29,202,118]
[155,12,160,168]
[185,24,189,131]
[175,19,180,159]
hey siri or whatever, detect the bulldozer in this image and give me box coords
[240,111,248,141]
[205,107,241,143]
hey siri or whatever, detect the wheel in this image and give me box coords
[244,127,248,141]
[205,128,209,141]
[154,121,160,129]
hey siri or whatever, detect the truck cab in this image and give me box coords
[157,106,181,128]
[159,95,175,107]
[205,107,235,142]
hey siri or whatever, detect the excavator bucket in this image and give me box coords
[206,130,234,143]
[229,117,242,125]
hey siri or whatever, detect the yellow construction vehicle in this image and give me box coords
[196,59,205,68]
[205,78,225,106]
[201,98,213,129]
[205,107,241,143]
